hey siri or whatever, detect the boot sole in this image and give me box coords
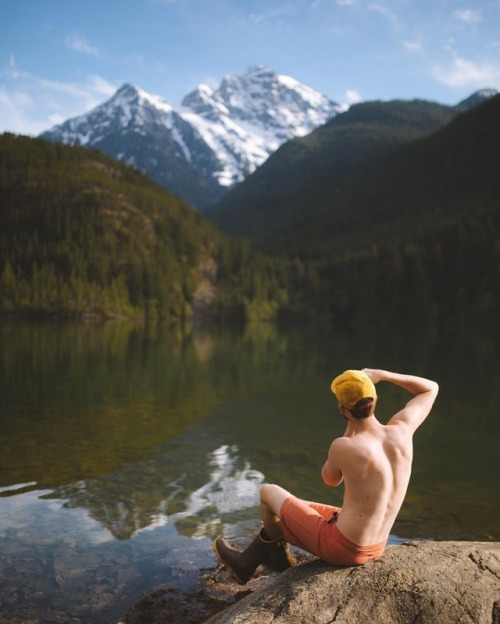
[212,539,249,585]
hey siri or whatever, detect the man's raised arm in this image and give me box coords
[362,368,439,433]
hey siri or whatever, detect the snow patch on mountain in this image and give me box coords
[175,66,341,187]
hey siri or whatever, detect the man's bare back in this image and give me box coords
[321,368,438,546]
[326,418,413,545]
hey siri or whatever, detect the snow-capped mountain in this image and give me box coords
[40,66,341,209]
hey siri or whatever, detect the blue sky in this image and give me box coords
[2,0,500,135]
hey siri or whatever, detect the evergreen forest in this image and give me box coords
[0,134,309,322]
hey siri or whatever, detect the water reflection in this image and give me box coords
[0,321,229,489]
[1,319,499,623]
[45,439,264,541]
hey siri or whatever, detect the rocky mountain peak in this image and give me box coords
[40,67,340,207]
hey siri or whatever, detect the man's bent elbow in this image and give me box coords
[429,380,439,399]
[420,380,439,402]
[321,466,343,487]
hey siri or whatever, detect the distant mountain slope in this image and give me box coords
[457,88,498,108]
[312,95,500,322]
[40,67,340,209]
[205,98,467,245]
[295,93,500,256]
[0,134,305,321]
[211,95,500,323]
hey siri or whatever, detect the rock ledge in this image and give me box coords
[206,541,500,624]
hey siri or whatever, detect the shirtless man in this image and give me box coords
[213,368,439,583]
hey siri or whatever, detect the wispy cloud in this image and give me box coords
[248,12,265,23]
[368,3,400,29]
[3,55,30,80]
[0,87,47,136]
[404,40,422,53]
[65,33,100,56]
[433,57,500,88]
[337,88,362,111]
[0,57,116,135]
[247,5,296,25]
[345,88,362,104]
[148,0,184,4]
[454,9,482,24]
[40,74,116,99]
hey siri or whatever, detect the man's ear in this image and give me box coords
[338,403,349,417]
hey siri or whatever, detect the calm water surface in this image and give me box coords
[0,320,499,623]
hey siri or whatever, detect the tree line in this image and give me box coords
[0,134,311,322]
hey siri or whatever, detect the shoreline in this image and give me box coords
[119,549,315,624]
[119,541,500,624]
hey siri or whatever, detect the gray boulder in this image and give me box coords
[206,541,500,624]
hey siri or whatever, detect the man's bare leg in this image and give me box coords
[213,483,297,583]
[259,484,292,540]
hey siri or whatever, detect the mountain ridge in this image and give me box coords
[206,94,500,322]
[205,98,462,244]
[206,93,497,248]
[40,66,341,209]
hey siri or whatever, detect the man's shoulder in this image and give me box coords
[330,436,354,453]
[384,419,415,439]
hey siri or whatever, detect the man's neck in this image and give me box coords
[344,414,379,436]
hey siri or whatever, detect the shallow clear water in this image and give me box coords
[1,320,499,623]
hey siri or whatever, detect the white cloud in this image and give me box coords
[248,12,265,23]
[404,40,422,52]
[0,57,117,135]
[336,0,355,5]
[48,113,66,126]
[247,6,294,24]
[345,88,362,104]
[65,33,100,56]
[85,75,117,98]
[368,3,400,28]
[0,89,47,135]
[38,75,116,109]
[3,55,30,80]
[337,88,362,110]
[148,0,183,4]
[454,9,482,24]
[433,57,500,88]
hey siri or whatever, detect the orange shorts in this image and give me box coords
[280,496,386,566]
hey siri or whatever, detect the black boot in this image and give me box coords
[213,528,296,585]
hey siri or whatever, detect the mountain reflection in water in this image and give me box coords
[47,442,264,541]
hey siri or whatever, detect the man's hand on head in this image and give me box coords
[361,368,383,384]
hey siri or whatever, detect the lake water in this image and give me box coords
[1,319,499,623]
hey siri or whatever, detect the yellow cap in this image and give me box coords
[331,370,377,409]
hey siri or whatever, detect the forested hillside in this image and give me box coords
[0,134,308,321]
[206,99,463,243]
[208,96,500,323]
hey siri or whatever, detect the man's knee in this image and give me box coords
[260,484,291,513]
[260,483,281,502]
[260,483,276,498]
